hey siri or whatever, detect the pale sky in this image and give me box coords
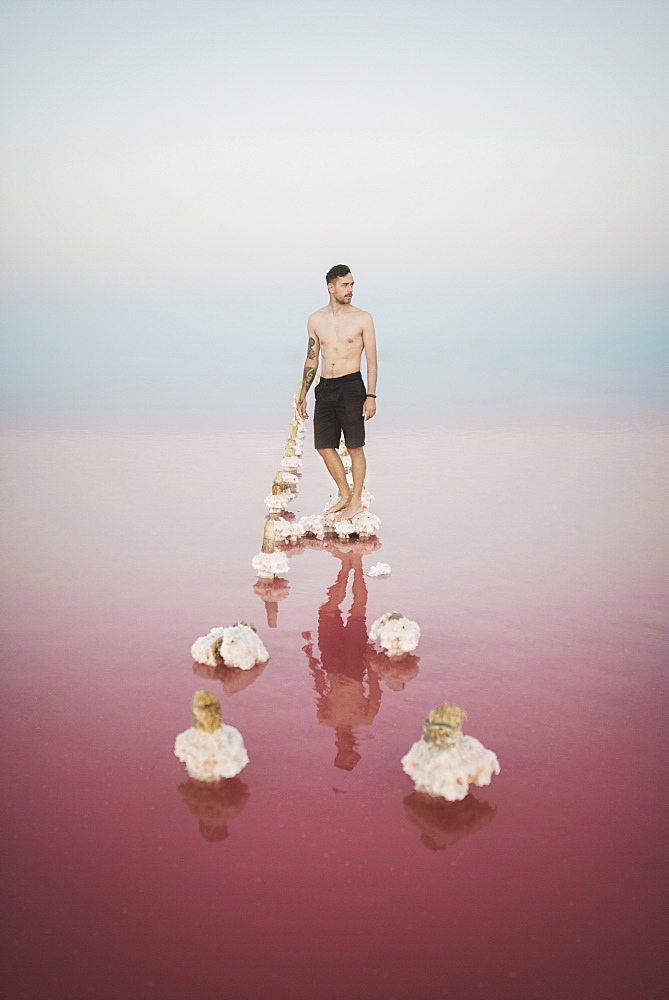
[1,0,667,423]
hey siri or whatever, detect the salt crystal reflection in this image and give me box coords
[403,791,497,850]
[178,777,250,842]
[193,659,266,697]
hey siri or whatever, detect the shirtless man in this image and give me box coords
[296,265,377,521]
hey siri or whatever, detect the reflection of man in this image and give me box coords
[303,544,382,770]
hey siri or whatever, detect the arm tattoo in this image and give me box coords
[301,364,316,397]
[307,336,316,360]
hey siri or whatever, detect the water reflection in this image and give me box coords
[178,777,250,842]
[365,648,420,692]
[253,576,291,628]
[193,660,266,696]
[403,791,497,850]
[303,542,382,770]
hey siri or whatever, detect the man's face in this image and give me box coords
[329,273,354,304]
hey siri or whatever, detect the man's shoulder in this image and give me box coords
[350,306,373,327]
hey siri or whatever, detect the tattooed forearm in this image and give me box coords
[300,364,317,399]
[306,336,316,360]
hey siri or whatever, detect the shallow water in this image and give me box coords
[1,419,667,999]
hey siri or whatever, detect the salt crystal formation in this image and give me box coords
[369,611,420,656]
[367,562,391,577]
[252,549,290,579]
[281,456,301,471]
[191,622,269,671]
[264,489,295,512]
[252,519,290,580]
[272,517,305,544]
[297,514,326,538]
[272,470,298,493]
[174,689,249,782]
[219,621,269,670]
[401,702,500,801]
[191,627,227,667]
[331,510,381,540]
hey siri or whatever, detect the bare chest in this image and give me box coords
[317,313,363,351]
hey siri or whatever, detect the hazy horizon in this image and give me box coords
[1,0,667,430]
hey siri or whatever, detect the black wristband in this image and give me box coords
[366,394,376,398]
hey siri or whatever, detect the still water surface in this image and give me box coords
[1,420,667,999]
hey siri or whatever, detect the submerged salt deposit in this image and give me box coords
[174,689,249,782]
[191,622,269,671]
[401,703,500,801]
[369,611,420,656]
[252,519,291,579]
[367,562,391,577]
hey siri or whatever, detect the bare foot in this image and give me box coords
[335,500,364,522]
[325,494,350,517]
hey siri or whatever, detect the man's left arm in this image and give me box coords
[362,313,377,420]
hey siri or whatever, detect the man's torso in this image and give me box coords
[311,305,369,379]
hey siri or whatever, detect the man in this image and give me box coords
[296,264,377,521]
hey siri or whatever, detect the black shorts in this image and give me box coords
[313,371,366,450]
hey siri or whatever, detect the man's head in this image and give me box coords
[326,264,354,305]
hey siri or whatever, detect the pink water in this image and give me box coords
[1,422,667,999]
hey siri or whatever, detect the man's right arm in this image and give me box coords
[297,320,320,419]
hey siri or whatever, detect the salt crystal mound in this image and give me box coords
[331,510,381,539]
[174,689,250,782]
[367,562,391,577]
[281,456,301,471]
[191,623,269,670]
[369,612,420,656]
[174,725,249,782]
[219,622,269,671]
[265,490,295,512]
[401,735,500,801]
[297,514,326,537]
[191,627,227,667]
[252,549,290,580]
[272,517,305,544]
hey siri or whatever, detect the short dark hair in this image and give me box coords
[326,264,351,285]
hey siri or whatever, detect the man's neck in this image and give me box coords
[328,298,350,316]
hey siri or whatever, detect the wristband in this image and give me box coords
[366,394,376,398]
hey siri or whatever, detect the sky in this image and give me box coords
[1,0,668,427]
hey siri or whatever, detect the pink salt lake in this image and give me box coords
[1,417,667,999]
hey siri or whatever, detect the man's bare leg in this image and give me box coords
[317,448,351,515]
[335,447,366,521]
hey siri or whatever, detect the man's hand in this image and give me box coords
[297,398,308,420]
[363,396,376,420]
